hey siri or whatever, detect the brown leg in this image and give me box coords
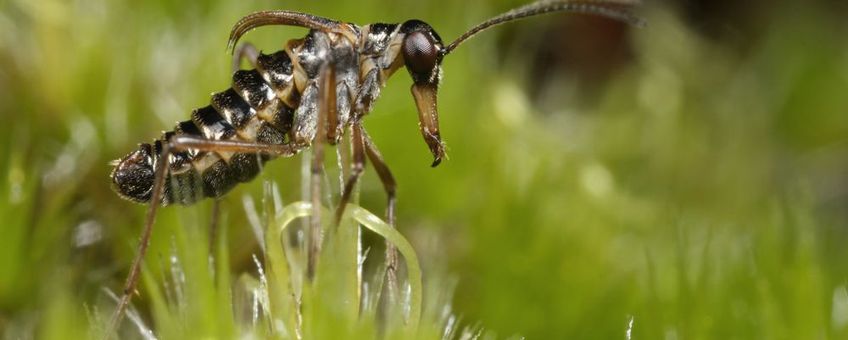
[232,42,259,71]
[361,131,397,228]
[334,121,366,225]
[306,64,335,281]
[105,136,299,338]
[361,131,399,301]
[105,139,173,339]
[168,136,299,155]
[307,135,325,281]
[208,199,221,255]
[212,35,251,270]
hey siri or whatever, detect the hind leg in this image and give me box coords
[105,136,298,338]
[203,42,260,255]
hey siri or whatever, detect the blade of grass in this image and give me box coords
[265,201,311,337]
[350,204,422,332]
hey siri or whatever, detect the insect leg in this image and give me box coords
[354,68,380,114]
[106,135,174,339]
[306,64,334,281]
[167,135,298,155]
[307,120,325,281]
[231,42,260,71]
[334,121,366,225]
[106,135,299,338]
[204,41,259,255]
[361,130,400,301]
[208,199,221,254]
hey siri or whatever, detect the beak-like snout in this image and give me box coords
[411,83,445,167]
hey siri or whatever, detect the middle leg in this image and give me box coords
[361,131,399,301]
[203,41,260,256]
[335,121,366,225]
[334,124,401,300]
[232,42,260,71]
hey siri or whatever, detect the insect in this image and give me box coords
[106,0,643,336]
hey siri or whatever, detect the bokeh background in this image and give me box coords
[2,0,848,338]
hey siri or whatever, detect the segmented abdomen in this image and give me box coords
[111,48,301,205]
[163,50,301,205]
[111,28,360,206]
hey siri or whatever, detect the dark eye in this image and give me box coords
[402,32,438,81]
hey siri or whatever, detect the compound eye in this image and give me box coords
[402,31,438,81]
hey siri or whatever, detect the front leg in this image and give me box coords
[354,68,381,114]
[349,67,399,297]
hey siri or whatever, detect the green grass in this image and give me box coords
[106,197,430,339]
[2,0,848,339]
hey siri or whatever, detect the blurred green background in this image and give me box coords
[2,0,848,338]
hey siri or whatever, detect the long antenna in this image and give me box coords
[443,0,644,55]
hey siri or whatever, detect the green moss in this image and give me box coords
[1,1,847,339]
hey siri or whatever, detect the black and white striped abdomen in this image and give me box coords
[111,50,300,205]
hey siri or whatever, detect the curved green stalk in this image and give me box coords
[265,201,312,337]
[350,205,422,331]
[266,201,422,334]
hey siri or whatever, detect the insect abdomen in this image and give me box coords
[112,49,299,206]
